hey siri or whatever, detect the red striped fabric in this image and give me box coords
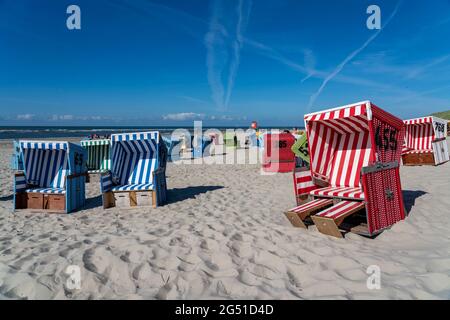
[404,117,433,125]
[404,117,448,154]
[307,122,371,188]
[310,186,365,200]
[288,198,333,213]
[304,103,366,122]
[404,122,434,150]
[293,170,318,196]
[403,149,433,154]
[315,200,364,219]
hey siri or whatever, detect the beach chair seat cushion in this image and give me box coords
[287,199,333,214]
[111,183,154,192]
[88,169,108,174]
[310,186,365,200]
[402,149,433,155]
[315,200,364,220]
[25,187,66,194]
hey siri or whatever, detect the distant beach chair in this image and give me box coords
[10,140,24,171]
[247,131,258,147]
[262,133,296,173]
[80,138,111,174]
[193,136,213,158]
[402,116,449,166]
[257,131,266,148]
[224,132,238,148]
[284,101,406,238]
[100,131,168,209]
[178,134,212,158]
[162,136,181,162]
[14,141,88,213]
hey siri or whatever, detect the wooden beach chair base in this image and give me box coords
[103,190,157,209]
[284,198,333,228]
[401,151,435,166]
[15,192,67,213]
[311,200,365,238]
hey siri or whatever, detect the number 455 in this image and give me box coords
[375,127,397,151]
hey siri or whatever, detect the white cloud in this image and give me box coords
[16,114,35,120]
[50,114,75,121]
[162,112,205,121]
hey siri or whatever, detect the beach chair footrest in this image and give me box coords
[311,200,365,238]
[284,199,333,228]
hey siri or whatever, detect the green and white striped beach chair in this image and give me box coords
[80,139,111,174]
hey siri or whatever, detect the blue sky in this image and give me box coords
[0,0,449,126]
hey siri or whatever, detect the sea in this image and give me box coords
[0,126,302,141]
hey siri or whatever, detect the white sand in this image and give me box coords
[0,140,449,299]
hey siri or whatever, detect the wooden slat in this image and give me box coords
[311,201,366,238]
[284,199,333,228]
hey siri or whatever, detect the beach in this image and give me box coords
[0,139,449,300]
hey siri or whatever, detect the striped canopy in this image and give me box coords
[403,116,447,151]
[80,139,111,171]
[404,116,433,125]
[20,141,68,150]
[304,101,403,188]
[110,132,163,186]
[80,139,110,146]
[19,141,69,189]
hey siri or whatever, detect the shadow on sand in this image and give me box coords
[82,195,103,210]
[402,190,427,215]
[166,186,224,204]
[0,195,13,201]
[80,186,224,210]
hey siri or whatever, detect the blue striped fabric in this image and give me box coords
[101,172,113,193]
[15,175,27,192]
[20,141,68,189]
[25,187,66,194]
[111,132,159,142]
[111,183,154,191]
[110,132,159,186]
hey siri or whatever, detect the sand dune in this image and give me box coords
[0,140,449,299]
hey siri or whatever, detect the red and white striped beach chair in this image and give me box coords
[284,168,325,228]
[262,133,296,172]
[402,116,449,166]
[285,101,406,238]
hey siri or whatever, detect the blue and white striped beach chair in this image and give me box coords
[10,140,24,171]
[13,141,88,213]
[100,131,168,209]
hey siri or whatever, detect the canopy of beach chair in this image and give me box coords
[110,132,167,187]
[304,101,404,187]
[402,116,449,165]
[80,139,111,172]
[20,141,70,188]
